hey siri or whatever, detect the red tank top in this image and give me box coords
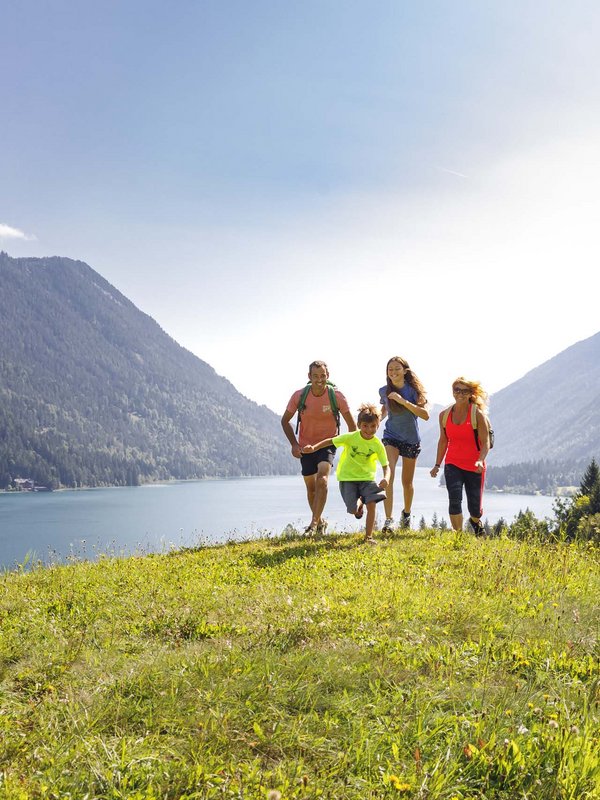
[445,406,483,472]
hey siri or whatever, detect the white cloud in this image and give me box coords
[0,223,35,241]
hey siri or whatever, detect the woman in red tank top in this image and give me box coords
[430,377,491,534]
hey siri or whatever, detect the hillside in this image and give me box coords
[1,530,598,797]
[487,330,600,466]
[419,332,600,486]
[0,252,294,488]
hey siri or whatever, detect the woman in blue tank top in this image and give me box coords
[379,356,429,532]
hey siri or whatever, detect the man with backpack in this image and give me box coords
[281,360,356,533]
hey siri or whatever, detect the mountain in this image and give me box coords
[0,252,294,488]
[419,331,600,473]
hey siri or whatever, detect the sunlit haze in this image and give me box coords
[2,1,598,414]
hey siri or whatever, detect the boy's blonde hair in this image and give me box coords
[357,403,381,424]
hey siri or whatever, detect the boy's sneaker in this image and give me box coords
[469,518,485,537]
[401,511,411,529]
[381,517,394,533]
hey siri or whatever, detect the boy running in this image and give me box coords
[301,404,390,544]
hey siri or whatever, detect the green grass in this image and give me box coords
[1,528,599,799]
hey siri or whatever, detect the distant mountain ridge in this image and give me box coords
[419,331,600,474]
[0,252,294,488]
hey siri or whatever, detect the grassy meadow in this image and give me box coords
[0,528,599,799]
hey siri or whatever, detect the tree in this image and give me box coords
[580,458,600,495]
[554,457,600,540]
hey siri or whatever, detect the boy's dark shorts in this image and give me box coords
[382,436,421,459]
[300,445,336,477]
[339,481,386,514]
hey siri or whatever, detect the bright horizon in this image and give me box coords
[2,1,599,414]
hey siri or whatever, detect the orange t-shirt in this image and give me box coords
[287,388,350,448]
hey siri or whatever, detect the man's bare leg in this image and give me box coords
[303,474,316,519]
[304,461,331,528]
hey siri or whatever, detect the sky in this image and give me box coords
[2,0,599,415]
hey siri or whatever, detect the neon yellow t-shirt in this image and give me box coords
[332,430,388,481]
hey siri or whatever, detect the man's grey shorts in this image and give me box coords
[339,481,386,513]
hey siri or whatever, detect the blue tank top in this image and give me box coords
[379,384,420,445]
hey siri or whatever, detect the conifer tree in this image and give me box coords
[579,457,600,496]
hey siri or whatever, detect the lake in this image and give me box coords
[0,469,557,570]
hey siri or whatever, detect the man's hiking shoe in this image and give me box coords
[381,517,394,533]
[304,523,317,535]
[469,518,485,537]
[401,511,411,529]
[316,520,328,535]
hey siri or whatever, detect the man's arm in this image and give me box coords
[281,408,301,459]
[341,409,357,432]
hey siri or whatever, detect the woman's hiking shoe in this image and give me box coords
[304,523,318,534]
[381,517,394,533]
[364,536,378,545]
[469,518,485,537]
[316,520,328,535]
[401,511,411,529]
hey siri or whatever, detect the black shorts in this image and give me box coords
[300,445,336,477]
[444,463,485,518]
[382,436,421,459]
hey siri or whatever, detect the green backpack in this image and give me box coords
[442,404,495,450]
[295,381,341,435]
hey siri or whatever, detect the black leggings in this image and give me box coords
[444,463,485,518]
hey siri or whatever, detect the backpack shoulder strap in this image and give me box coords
[295,384,312,434]
[470,403,478,429]
[327,384,339,413]
[441,405,453,431]
[327,384,341,433]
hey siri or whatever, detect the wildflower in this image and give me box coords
[548,719,559,729]
[527,702,534,709]
[267,792,281,800]
[570,725,580,735]
[517,724,529,735]
[388,775,412,792]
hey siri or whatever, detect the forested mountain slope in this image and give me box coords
[419,331,600,487]
[0,252,294,488]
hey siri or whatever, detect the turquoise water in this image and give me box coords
[0,470,556,570]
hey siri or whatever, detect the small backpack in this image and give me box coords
[295,381,341,435]
[442,403,494,450]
